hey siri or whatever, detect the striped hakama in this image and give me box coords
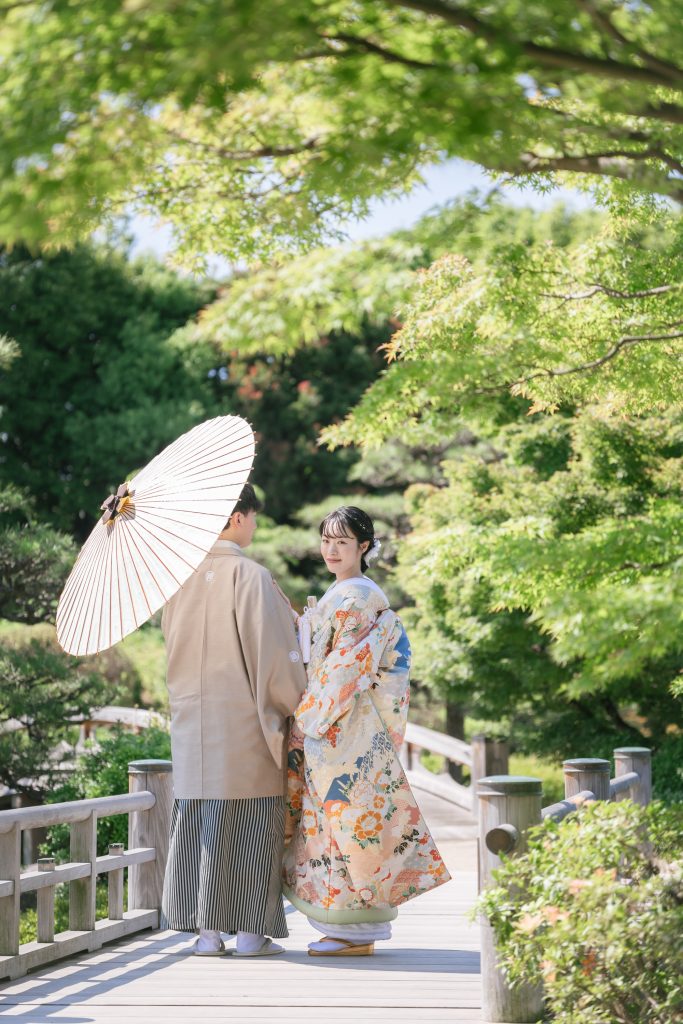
[161,796,288,938]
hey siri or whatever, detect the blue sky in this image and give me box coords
[130,157,595,266]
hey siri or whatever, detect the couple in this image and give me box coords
[160,483,450,957]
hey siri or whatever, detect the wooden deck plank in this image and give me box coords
[0,798,483,1022]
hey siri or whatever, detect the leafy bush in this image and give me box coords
[476,800,683,1024]
[652,733,683,803]
[0,638,115,798]
[43,727,171,859]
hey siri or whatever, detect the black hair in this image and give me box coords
[226,482,262,527]
[319,505,375,573]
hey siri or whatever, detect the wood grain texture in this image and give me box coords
[0,798,483,1022]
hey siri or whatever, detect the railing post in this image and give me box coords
[478,776,544,1023]
[69,811,97,931]
[0,823,21,957]
[37,858,56,943]
[614,747,652,806]
[128,760,173,912]
[563,758,610,802]
[471,735,510,819]
[108,844,125,920]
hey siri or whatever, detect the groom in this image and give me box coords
[160,482,307,956]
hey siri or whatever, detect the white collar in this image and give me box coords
[322,575,389,604]
[212,539,244,553]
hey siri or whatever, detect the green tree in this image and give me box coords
[397,408,683,759]
[0,1,680,260]
[0,482,116,798]
[0,244,216,537]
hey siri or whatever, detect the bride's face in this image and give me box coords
[320,530,368,581]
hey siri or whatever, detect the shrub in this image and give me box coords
[476,800,683,1024]
[43,726,171,859]
[652,732,683,803]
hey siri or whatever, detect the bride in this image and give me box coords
[282,505,450,956]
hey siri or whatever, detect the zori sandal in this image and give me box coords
[308,937,375,957]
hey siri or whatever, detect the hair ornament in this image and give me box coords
[365,539,382,565]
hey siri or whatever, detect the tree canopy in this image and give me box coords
[1,1,682,262]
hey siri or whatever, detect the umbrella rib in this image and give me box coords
[130,508,225,536]
[132,418,248,487]
[136,451,254,501]
[129,507,223,540]
[139,462,255,497]
[131,518,200,576]
[130,511,219,551]
[61,527,109,653]
[57,526,107,633]
[115,519,133,643]
[94,524,117,655]
[136,428,252,485]
[121,527,159,619]
[76,525,110,656]
[113,521,124,651]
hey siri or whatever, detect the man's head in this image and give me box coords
[220,483,262,548]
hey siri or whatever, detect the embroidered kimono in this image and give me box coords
[283,577,451,925]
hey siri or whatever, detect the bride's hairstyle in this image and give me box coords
[319,506,376,572]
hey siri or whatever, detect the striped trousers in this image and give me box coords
[160,797,288,938]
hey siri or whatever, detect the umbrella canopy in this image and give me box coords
[56,415,255,656]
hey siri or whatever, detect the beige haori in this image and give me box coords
[161,540,307,799]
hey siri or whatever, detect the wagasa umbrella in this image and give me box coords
[56,415,255,656]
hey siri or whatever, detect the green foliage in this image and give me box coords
[0,486,76,624]
[397,407,683,759]
[0,244,216,537]
[0,638,115,797]
[652,733,683,804]
[325,216,683,446]
[198,328,384,523]
[21,879,123,943]
[476,801,683,1024]
[44,727,171,860]
[0,2,680,259]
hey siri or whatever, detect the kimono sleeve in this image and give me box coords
[295,587,382,739]
[235,564,308,769]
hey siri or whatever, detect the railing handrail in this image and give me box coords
[0,791,155,834]
[404,722,473,767]
[0,760,173,983]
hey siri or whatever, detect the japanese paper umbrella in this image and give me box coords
[56,415,255,656]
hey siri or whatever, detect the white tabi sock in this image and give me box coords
[197,929,222,952]
[236,930,267,953]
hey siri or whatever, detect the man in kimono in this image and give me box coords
[160,483,307,957]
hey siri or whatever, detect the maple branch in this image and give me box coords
[539,283,681,303]
[322,32,448,70]
[520,321,683,382]
[387,0,683,88]
[574,0,682,83]
[515,151,683,203]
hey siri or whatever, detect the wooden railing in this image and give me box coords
[0,759,172,982]
[477,747,652,1024]
[403,723,509,816]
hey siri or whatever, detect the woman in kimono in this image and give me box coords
[282,506,450,956]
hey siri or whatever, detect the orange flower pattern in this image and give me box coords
[283,581,451,923]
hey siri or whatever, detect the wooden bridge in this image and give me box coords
[0,722,652,1024]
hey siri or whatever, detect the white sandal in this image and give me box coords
[229,938,285,957]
